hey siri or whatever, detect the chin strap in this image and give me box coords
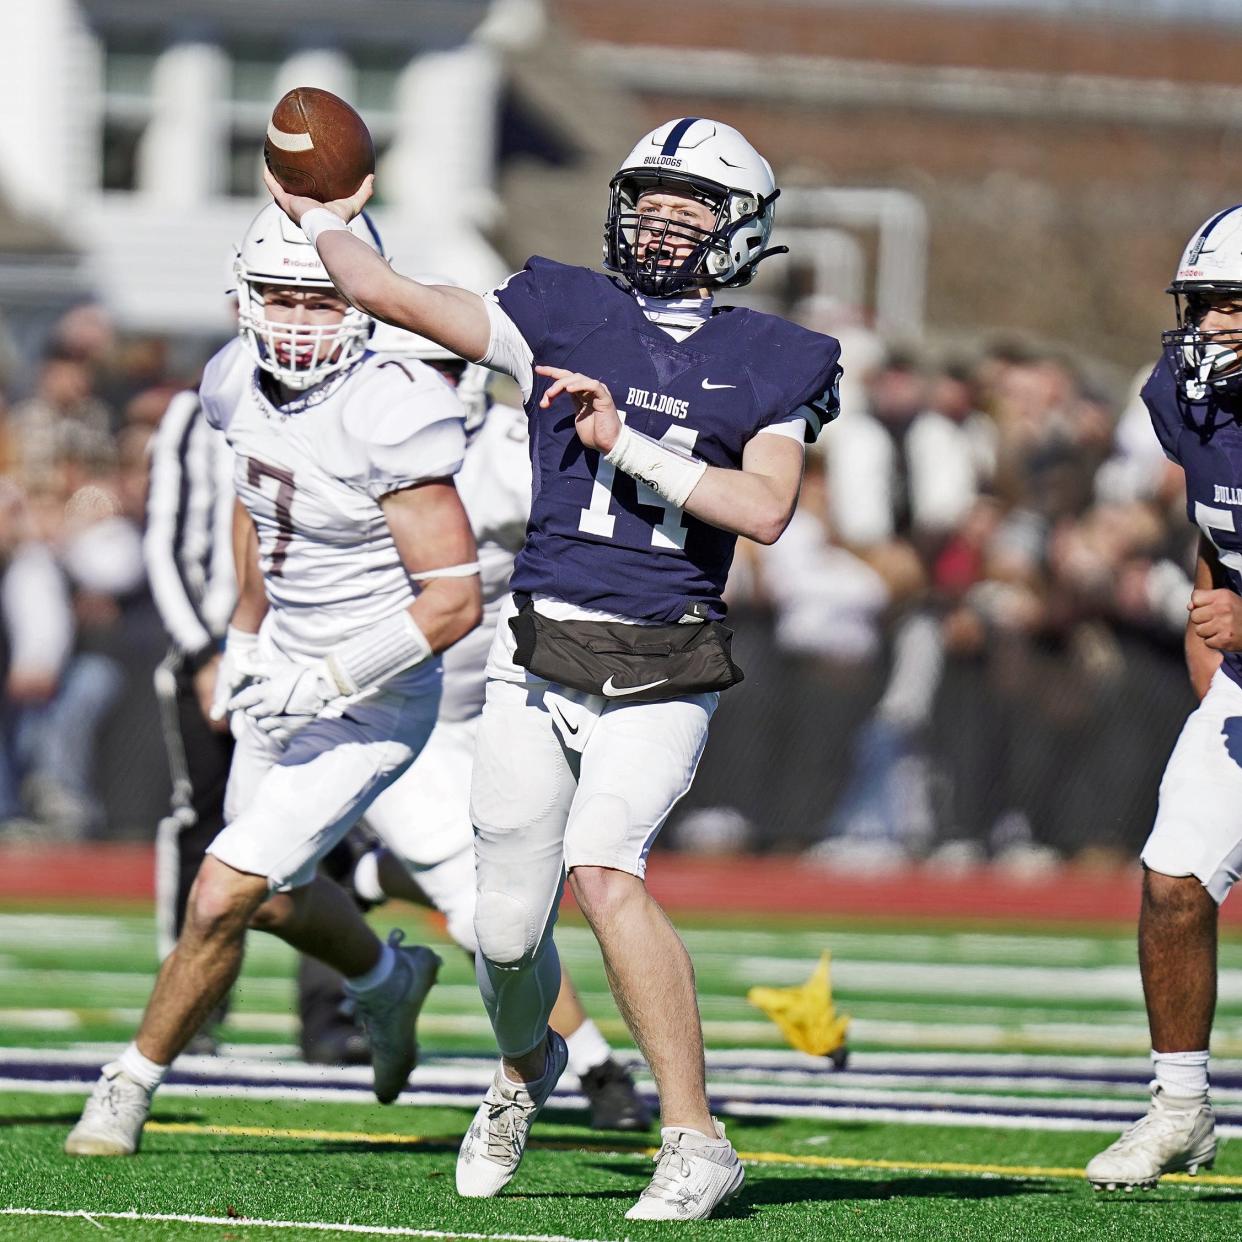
[729,245,789,288]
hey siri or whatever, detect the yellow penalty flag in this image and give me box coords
[747,951,850,1057]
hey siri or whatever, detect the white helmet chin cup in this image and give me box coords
[1164,204,1242,401]
[233,201,384,391]
[604,117,783,295]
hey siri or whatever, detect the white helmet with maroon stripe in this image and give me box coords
[233,202,383,390]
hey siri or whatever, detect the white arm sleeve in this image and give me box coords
[480,296,535,401]
[756,415,812,444]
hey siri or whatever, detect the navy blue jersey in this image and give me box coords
[495,258,843,622]
[1144,352,1242,691]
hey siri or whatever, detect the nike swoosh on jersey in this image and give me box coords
[601,675,670,697]
[549,704,580,735]
[701,379,737,390]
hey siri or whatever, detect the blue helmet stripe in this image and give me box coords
[1190,204,1242,263]
[660,117,700,156]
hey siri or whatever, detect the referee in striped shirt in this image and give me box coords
[144,386,367,1063]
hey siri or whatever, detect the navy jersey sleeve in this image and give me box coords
[794,359,843,443]
[748,318,844,445]
[1140,355,1184,465]
[490,259,555,357]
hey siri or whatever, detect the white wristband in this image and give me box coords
[605,424,707,508]
[300,207,349,247]
[325,610,433,695]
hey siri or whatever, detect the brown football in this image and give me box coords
[263,87,375,203]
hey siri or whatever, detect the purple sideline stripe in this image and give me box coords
[0,1053,1235,1090]
[4,1056,1242,1127]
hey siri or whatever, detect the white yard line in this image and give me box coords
[0,1209,619,1242]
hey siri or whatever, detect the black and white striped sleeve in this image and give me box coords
[143,390,216,661]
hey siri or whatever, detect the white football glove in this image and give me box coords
[208,627,263,722]
[227,658,342,736]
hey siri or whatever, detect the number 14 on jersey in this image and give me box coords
[578,416,699,550]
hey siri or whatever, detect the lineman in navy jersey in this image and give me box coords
[1087,206,1242,1190]
[266,117,842,1221]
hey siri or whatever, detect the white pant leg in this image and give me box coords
[469,676,577,1056]
[209,681,440,892]
[565,691,716,878]
[364,718,480,952]
[364,718,477,866]
[1142,668,1242,903]
[408,845,479,955]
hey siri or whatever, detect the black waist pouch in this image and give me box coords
[508,601,744,703]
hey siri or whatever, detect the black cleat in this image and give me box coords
[302,1018,371,1067]
[579,1058,654,1131]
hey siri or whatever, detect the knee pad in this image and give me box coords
[474,889,542,968]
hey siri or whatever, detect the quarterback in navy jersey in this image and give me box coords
[266,116,842,1221]
[1088,206,1242,1191]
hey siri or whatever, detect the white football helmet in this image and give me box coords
[368,274,490,434]
[1164,204,1242,402]
[604,118,786,297]
[233,202,383,391]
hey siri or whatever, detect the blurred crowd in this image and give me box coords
[681,303,1199,871]
[0,306,201,840]
[0,299,1202,867]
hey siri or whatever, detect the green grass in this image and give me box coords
[4,1092,1242,1241]
[5,904,1242,1239]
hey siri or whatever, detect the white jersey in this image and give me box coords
[200,339,467,663]
[439,401,530,722]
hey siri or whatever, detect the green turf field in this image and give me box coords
[4,903,1242,1240]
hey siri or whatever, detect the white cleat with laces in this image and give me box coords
[456,1029,569,1197]
[64,1062,154,1156]
[625,1120,745,1220]
[1086,1085,1217,1191]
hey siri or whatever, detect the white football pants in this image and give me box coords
[468,673,715,1057]
[210,668,440,891]
[1143,666,1242,903]
[364,717,481,953]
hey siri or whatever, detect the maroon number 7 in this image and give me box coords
[246,457,296,577]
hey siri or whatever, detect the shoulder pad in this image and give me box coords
[514,258,622,310]
[342,354,465,448]
[1140,354,1185,462]
[733,311,843,438]
[197,338,251,431]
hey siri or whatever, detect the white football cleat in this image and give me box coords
[64,1062,153,1156]
[1086,1086,1217,1191]
[349,932,442,1104]
[456,1029,569,1197]
[625,1120,745,1220]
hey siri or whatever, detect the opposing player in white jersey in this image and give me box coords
[359,314,651,1130]
[66,204,482,1157]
